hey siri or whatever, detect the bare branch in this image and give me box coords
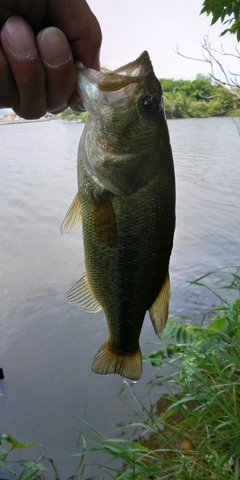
[209,44,240,59]
[228,69,240,77]
[198,93,221,99]
[174,45,207,63]
[175,35,240,100]
[235,44,240,56]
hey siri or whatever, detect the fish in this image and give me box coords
[61,51,175,381]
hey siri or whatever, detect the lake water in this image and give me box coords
[0,117,239,478]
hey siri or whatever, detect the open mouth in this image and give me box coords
[97,51,153,92]
[76,51,153,107]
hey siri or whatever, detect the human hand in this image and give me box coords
[0,0,101,119]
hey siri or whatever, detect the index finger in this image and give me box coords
[0,0,46,26]
[47,0,102,69]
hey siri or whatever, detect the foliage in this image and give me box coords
[177,0,240,104]
[60,107,88,122]
[201,0,240,41]
[74,267,240,479]
[0,434,59,479]
[161,74,240,118]
[60,77,240,121]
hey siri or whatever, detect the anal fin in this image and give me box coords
[92,341,142,381]
[66,272,101,313]
[61,193,82,234]
[149,272,170,335]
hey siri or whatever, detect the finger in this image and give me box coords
[37,27,76,113]
[47,0,102,69]
[68,90,85,113]
[1,16,47,119]
[0,45,19,108]
[0,0,46,27]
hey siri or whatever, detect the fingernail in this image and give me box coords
[68,91,85,112]
[76,101,85,112]
[38,28,72,67]
[70,101,86,113]
[3,16,37,59]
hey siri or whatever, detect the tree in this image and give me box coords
[199,2,240,98]
[161,76,239,119]
[174,1,240,129]
[176,36,240,102]
[201,0,240,41]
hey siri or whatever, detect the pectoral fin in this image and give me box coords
[149,272,170,335]
[66,272,102,313]
[60,193,82,234]
[92,193,117,248]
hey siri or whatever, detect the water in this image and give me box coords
[0,117,239,478]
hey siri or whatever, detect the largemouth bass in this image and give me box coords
[61,51,175,381]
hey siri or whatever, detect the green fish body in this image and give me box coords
[61,52,175,381]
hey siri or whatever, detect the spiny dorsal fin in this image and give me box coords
[92,341,142,381]
[149,272,170,335]
[66,272,102,313]
[60,193,82,234]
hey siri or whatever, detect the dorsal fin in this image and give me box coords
[66,272,102,313]
[60,193,82,234]
[149,272,170,335]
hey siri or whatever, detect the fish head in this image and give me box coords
[76,51,172,195]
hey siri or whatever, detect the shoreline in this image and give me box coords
[0,118,57,126]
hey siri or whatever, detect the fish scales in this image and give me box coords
[79,163,174,344]
[61,51,175,381]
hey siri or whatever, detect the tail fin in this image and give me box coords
[92,341,142,381]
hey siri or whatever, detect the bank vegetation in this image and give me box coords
[60,74,240,122]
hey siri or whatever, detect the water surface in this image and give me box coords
[0,117,239,478]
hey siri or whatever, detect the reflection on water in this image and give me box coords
[0,117,239,478]
[127,393,197,458]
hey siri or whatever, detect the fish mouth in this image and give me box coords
[75,51,153,107]
[98,51,153,91]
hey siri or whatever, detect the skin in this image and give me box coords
[0,0,102,119]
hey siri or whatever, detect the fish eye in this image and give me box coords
[139,94,160,116]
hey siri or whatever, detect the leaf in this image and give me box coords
[0,434,9,445]
[211,12,222,25]
[221,352,240,368]
[19,460,47,471]
[0,458,16,474]
[171,393,210,408]
[200,6,208,14]
[220,433,240,466]
[176,326,183,343]
[0,447,9,456]
[21,472,41,480]
[159,322,178,340]
[219,28,231,36]
[207,315,227,331]
[3,435,36,450]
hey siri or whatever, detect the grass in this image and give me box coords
[0,434,60,480]
[1,267,240,479]
[74,267,240,479]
